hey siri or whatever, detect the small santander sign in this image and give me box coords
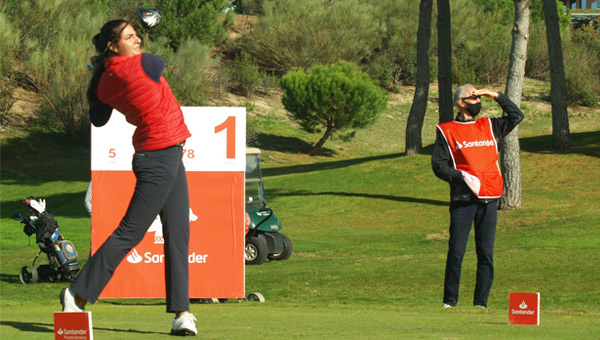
[54,312,93,340]
[509,292,540,325]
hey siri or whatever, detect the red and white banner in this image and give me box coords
[509,292,540,325]
[91,107,246,299]
[54,312,93,340]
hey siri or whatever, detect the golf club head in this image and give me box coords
[136,8,161,29]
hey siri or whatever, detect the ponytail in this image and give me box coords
[87,20,127,107]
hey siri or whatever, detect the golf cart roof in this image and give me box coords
[246,147,261,155]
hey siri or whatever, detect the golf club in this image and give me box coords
[136,8,162,30]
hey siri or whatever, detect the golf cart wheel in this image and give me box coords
[246,292,265,303]
[268,233,293,261]
[245,236,268,265]
[19,266,38,284]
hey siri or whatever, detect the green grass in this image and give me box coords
[2,93,600,339]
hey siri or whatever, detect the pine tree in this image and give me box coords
[280,62,388,156]
[152,0,233,51]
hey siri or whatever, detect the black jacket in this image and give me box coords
[431,93,524,202]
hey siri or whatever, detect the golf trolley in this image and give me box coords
[245,148,293,265]
[12,196,81,284]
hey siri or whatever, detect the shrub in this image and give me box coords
[233,0,264,15]
[280,61,387,155]
[22,6,104,142]
[563,25,600,107]
[451,0,511,84]
[525,18,599,107]
[0,11,19,126]
[241,0,385,75]
[146,37,214,106]
[151,0,233,51]
[362,0,429,88]
[225,52,263,97]
[526,22,551,81]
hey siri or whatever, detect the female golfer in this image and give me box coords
[60,20,197,336]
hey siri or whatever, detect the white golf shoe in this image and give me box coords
[171,313,197,336]
[60,287,84,312]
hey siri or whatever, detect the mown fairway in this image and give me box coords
[1,85,599,339]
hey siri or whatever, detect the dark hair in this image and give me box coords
[87,20,127,107]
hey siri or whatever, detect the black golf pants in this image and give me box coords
[71,144,190,313]
[443,199,497,307]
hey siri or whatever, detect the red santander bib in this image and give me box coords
[437,118,503,199]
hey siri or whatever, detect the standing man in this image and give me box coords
[431,84,524,309]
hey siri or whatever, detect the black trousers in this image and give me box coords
[443,199,497,307]
[71,144,190,313]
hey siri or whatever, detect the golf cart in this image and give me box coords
[245,148,293,265]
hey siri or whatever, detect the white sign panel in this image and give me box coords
[91,107,246,172]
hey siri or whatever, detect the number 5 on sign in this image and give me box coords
[181,107,246,172]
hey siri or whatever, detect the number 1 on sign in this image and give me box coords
[214,116,236,159]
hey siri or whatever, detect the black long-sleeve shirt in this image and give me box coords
[89,53,166,127]
[431,93,524,202]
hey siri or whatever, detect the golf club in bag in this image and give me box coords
[12,197,81,284]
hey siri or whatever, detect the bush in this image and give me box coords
[241,0,385,75]
[525,18,599,107]
[22,5,104,142]
[0,11,19,126]
[225,52,263,97]
[362,0,430,89]
[233,0,264,15]
[280,61,387,155]
[146,37,214,106]
[525,23,550,81]
[451,0,511,84]
[563,25,600,107]
[151,0,233,51]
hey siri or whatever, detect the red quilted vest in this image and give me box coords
[97,53,191,151]
[437,118,504,199]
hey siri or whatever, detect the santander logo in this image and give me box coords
[127,249,143,264]
[456,139,495,150]
[126,207,207,265]
[512,300,535,315]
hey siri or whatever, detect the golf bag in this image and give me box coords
[12,196,81,284]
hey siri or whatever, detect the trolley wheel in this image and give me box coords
[63,270,78,282]
[245,292,265,303]
[199,298,220,304]
[19,266,38,284]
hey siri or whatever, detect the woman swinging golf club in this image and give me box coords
[60,11,198,336]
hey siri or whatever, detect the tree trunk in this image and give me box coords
[405,0,432,156]
[310,118,334,156]
[543,0,572,150]
[499,0,530,211]
[437,0,453,124]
